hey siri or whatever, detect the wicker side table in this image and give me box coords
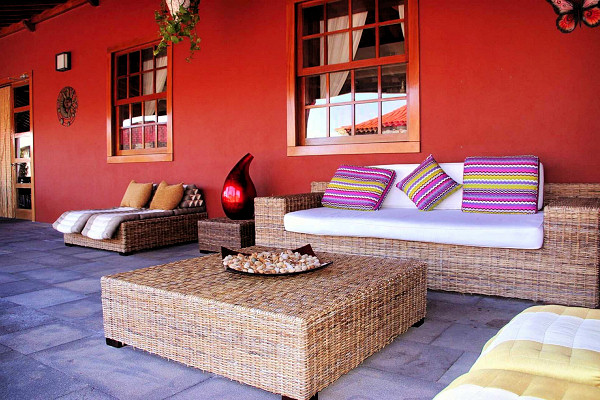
[198,217,255,252]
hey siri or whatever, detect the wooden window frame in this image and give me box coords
[287,0,420,156]
[106,38,173,163]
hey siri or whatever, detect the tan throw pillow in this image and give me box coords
[149,181,184,210]
[120,180,153,208]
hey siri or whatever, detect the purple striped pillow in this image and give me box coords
[322,165,396,211]
[397,155,461,211]
[462,155,539,214]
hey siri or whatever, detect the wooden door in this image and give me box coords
[0,86,15,218]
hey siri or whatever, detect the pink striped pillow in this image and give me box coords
[397,155,461,211]
[322,165,396,211]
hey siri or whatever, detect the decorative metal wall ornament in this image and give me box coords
[546,0,600,33]
[57,86,78,126]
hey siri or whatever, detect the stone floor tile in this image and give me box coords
[320,366,445,400]
[10,249,58,260]
[0,298,18,311]
[168,376,277,400]
[0,271,24,284]
[400,319,452,344]
[428,290,481,305]
[4,287,87,308]
[55,386,118,400]
[32,335,212,400]
[437,351,480,385]
[0,260,48,273]
[362,339,462,382]
[427,299,517,328]
[41,296,103,320]
[476,296,536,313]
[0,343,10,354]
[0,321,93,354]
[0,279,49,297]
[0,351,88,400]
[0,305,57,335]
[17,268,86,284]
[54,277,102,294]
[431,322,498,353]
[71,250,115,260]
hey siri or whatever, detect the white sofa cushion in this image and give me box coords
[284,207,544,249]
[372,162,544,211]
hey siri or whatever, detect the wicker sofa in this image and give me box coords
[255,181,600,308]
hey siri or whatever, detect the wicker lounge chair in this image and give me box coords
[255,182,600,308]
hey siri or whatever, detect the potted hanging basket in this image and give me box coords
[154,0,201,61]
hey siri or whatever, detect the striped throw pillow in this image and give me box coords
[462,155,539,214]
[397,154,461,211]
[322,165,396,211]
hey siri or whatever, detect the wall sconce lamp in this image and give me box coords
[56,52,71,72]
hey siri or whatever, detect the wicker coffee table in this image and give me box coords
[101,247,427,400]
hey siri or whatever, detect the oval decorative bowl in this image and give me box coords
[221,244,332,276]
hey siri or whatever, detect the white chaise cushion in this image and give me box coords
[284,207,544,249]
[372,163,544,211]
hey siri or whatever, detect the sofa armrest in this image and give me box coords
[311,181,328,193]
[255,192,323,246]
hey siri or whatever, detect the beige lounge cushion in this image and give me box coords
[150,181,184,210]
[120,180,153,208]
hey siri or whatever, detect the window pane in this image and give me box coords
[144,100,157,122]
[380,23,405,57]
[131,127,143,149]
[303,38,324,68]
[142,72,154,95]
[129,75,140,98]
[351,0,375,26]
[129,50,140,73]
[327,33,349,64]
[355,102,379,135]
[156,68,167,93]
[120,128,130,150]
[131,102,142,125]
[305,75,326,106]
[330,105,352,137]
[326,1,348,31]
[157,125,167,148]
[118,105,130,128]
[157,99,167,125]
[141,47,154,71]
[382,99,407,134]
[14,85,29,108]
[330,71,351,103]
[379,0,404,22]
[14,111,30,133]
[305,107,327,138]
[302,4,323,36]
[382,64,407,98]
[353,27,375,61]
[355,67,378,101]
[144,125,156,148]
[155,48,167,67]
[117,77,127,100]
[117,54,128,77]
[14,135,32,159]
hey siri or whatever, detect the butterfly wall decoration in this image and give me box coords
[546,0,600,32]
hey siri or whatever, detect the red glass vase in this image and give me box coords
[221,153,257,220]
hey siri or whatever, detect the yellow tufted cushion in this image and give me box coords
[149,181,184,210]
[120,180,153,208]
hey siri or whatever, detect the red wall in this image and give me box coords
[1,0,599,223]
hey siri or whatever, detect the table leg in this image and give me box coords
[282,394,318,400]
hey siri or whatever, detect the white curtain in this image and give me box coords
[142,54,168,118]
[398,4,405,37]
[319,12,368,99]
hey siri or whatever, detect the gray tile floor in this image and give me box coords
[0,218,537,400]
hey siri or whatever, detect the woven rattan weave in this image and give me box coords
[101,248,426,400]
[64,212,207,254]
[197,217,255,252]
[255,183,600,308]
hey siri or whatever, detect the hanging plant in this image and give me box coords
[154,0,201,61]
